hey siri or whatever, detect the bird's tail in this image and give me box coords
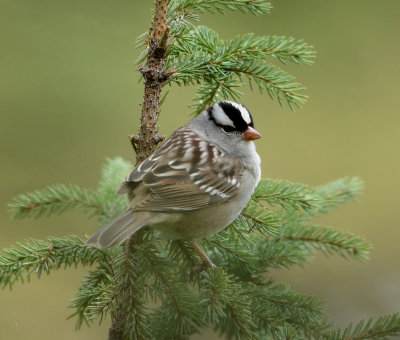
[86,209,146,249]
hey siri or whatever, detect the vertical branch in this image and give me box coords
[130,0,170,164]
[110,1,170,339]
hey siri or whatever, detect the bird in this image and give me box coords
[87,101,262,267]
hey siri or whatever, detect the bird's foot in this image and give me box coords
[188,240,217,270]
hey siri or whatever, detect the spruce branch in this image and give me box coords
[200,268,258,340]
[255,238,313,270]
[326,313,400,340]
[137,239,197,304]
[237,201,281,236]
[279,224,372,262]
[0,235,108,288]
[256,284,326,326]
[137,7,315,115]
[314,177,363,214]
[263,323,304,340]
[249,284,330,339]
[165,25,314,113]
[168,0,272,21]
[8,184,101,219]
[253,178,322,212]
[188,79,243,115]
[162,0,272,47]
[168,45,308,113]
[204,239,262,283]
[110,232,152,340]
[169,27,315,66]
[148,281,204,339]
[203,237,311,284]
[68,263,116,329]
[95,158,131,225]
[96,157,133,200]
[168,239,204,269]
[7,158,132,224]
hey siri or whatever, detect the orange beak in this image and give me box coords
[243,126,262,141]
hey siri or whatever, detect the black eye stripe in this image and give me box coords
[222,125,235,133]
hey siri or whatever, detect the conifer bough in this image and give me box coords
[3,1,400,339]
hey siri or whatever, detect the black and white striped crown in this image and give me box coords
[207,101,254,133]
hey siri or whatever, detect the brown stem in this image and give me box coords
[109,1,170,338]
[130,0,171,164]
[108,315,123,340]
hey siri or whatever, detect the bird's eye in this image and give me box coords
[222,125,235,133]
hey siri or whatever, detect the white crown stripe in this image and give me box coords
[212,104,235,127]
[227,101,252,125]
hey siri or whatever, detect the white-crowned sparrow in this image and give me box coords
[87,101,261,266]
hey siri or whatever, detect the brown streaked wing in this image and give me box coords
[133,155,243,212]
[117,128,243,212]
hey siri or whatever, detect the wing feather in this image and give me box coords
[117,128,243,211]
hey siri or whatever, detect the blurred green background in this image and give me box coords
[1,0,400,338]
